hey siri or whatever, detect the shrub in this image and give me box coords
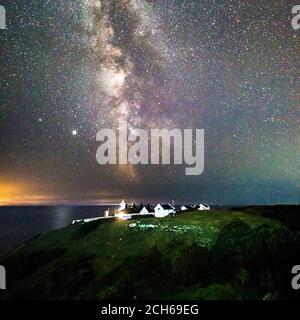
[172,244,212,285]
[212,219,250,279]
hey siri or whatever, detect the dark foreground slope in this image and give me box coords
[231,205,300,231]
[1,208,300,300]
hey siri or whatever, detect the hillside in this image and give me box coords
[230,205,300,231]
[1,208,300,300]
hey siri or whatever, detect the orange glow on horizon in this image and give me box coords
[0,180,56,206]
[0,180,120,206]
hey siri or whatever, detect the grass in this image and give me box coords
[0,208,298,300]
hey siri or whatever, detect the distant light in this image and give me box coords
[72,130,78,136]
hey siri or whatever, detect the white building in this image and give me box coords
[140,206,154,215]
[154,203,175,218]
[118,200,127,212]
[180,205,194,211]
[104,208,110,217]
[197,203,210,211]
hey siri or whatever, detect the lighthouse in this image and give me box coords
[118,200,127,212]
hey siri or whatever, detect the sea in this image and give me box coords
[0,205,117,254]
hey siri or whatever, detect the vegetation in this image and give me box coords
[231,205,300,231]
[0,207,299,300]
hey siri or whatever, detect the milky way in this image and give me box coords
[0,0,299,204]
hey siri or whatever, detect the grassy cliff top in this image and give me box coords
[1,208,298,300]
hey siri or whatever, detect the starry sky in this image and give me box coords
[0,0,299,205]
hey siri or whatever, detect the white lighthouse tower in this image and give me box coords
[118,200,126,212]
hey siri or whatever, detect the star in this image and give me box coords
[0,0,298,205]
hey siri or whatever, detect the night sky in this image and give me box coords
[0,0,299,205]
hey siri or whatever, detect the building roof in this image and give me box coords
[119,207,140,214]
[160,204,174,210]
